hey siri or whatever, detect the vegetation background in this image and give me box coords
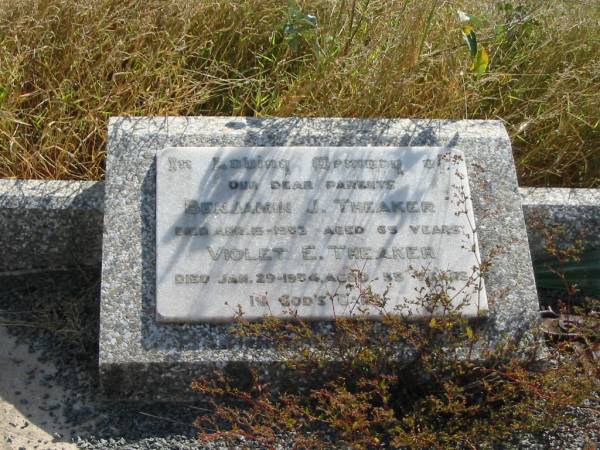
[0,0,598,186]
[0,1,598,447]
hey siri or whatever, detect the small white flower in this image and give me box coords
[457,10,470,23]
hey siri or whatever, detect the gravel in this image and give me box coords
[0,270,597,449]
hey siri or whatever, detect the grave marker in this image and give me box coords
[100,117,538,400]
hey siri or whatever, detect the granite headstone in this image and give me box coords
[100,117,538,400]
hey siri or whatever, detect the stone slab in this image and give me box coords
[99,117,540,400]
[156,146,486,321]
[0,180,104,272]
[520,188,600,259]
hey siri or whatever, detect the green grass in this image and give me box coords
[0,0,599,186]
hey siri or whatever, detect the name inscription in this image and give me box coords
[156,146,487,322]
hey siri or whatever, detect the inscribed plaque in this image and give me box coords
[156,147,487,321]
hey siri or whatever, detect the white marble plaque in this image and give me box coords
[156,147,487,322]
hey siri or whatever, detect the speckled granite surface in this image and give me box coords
[96,117,539,399]
[520,188,600,258]
[0,180,104,271]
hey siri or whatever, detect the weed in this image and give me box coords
[192,277,596,449]
[530,212,600,380]
[190,169,598,448]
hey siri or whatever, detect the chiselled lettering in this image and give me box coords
[185,200,292,214]
[327,246,436,260]
[156,146,486,322]
[333,200,435,213]
[207,246,288,261]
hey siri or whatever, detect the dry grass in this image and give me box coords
[0,0,598,185]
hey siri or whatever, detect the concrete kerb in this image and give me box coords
[520,187,600,260]
[0,180,104,272]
